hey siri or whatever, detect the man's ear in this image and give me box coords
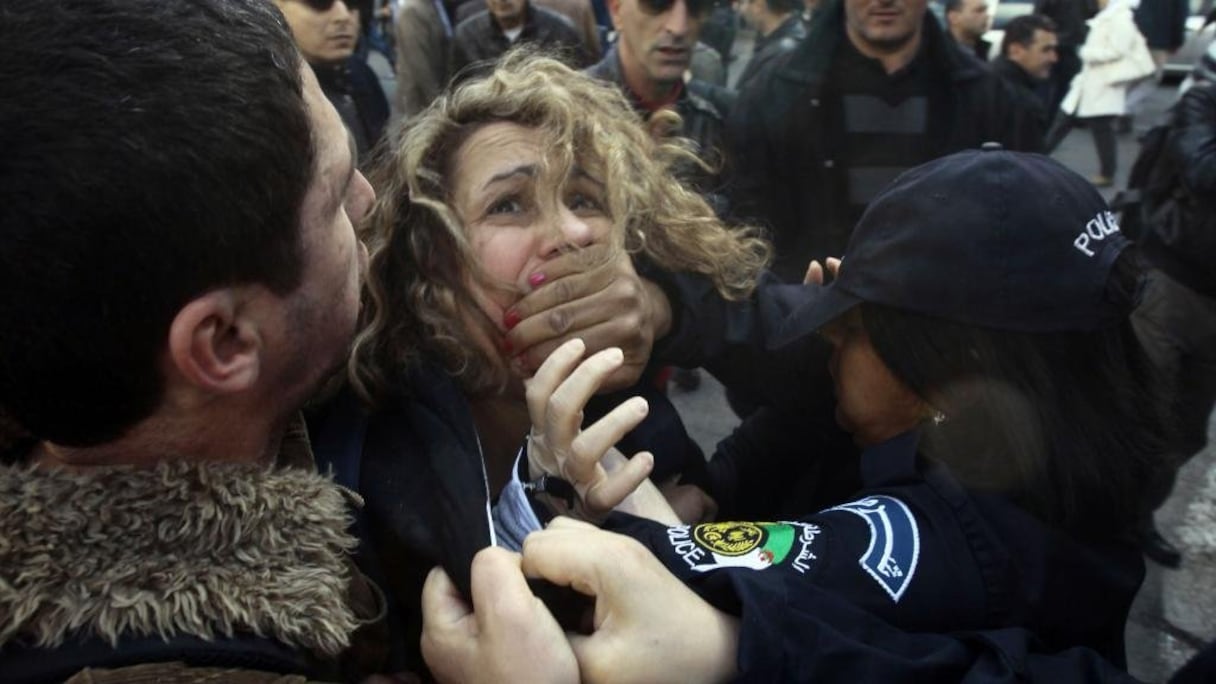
[608,0,624,29]
[167,290,263,394]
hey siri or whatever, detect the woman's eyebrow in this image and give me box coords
[482,164,537,190]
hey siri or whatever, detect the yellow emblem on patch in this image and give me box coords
[693,522,765,557]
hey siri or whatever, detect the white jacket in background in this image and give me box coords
[1060,1,1155,117]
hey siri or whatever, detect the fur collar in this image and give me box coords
[0,460,362,656]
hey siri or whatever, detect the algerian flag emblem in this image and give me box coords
[689,521,796,572]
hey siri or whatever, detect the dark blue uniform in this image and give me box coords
[605,430,1145,679]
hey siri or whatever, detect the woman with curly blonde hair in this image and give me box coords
[305,50,769,675]
[353,50,767,401]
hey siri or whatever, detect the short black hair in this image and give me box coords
[0,0,316,446]
[765,0,804,16]
[1001,13,1057,56]
[943,0,964,15]
[861,252,1171,542]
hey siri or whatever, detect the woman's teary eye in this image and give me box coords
[487,196,524,215]
[568,192,603,212]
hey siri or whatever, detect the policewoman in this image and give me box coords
[549,147,1172,678]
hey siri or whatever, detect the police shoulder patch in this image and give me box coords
[828,495,920,602]
[667,521,823,574]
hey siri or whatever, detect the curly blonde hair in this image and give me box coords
[350,50,770,404]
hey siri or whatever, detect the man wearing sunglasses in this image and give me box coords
[276,0,389,163]
[726,0,1044,283]
[587,0,725,171]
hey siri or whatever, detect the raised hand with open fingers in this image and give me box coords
[524,338,657,518]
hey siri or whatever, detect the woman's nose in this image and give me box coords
[539,206,595,257]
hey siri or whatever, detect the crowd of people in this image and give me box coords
[1,0,1214,682]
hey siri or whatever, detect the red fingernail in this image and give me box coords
[500,338,513,354]
[503,309,521,330]
[528,272,546,288]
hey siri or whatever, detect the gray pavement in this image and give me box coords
[673,43,1214,682]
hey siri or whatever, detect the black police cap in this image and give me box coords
[772,145,1132,348]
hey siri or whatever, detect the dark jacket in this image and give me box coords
[1140,81,1216,298]
[737,14,807,90]
[1035,0,1097,47]
[607,429,1146,679]
[309,365,498,674]
[308,360,707,674]
[1134,0,1190,51]
[313,58,389,165]
[451,4,590,77]
[688,14,806,120]
[954,34,993,61]
[991,55,1051,145]
[726,0,1044,280]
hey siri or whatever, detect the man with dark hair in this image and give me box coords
[944,0,991,60]
[727,0,1043,281]
[993,13,1059,142]
[737,0,807,88]
[1034,0,1096,116]
[0,0,395,679]
[451,0,592,75]
[275,0,390,163]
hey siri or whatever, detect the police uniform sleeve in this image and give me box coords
[601,483,991,636]
[733,592,1140,682]
[600,508,1133,682]
[644,265,836,417]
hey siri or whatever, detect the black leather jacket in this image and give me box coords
[313,58,389,165]
[1141,81,1216,298]
[991,55,1050,145]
